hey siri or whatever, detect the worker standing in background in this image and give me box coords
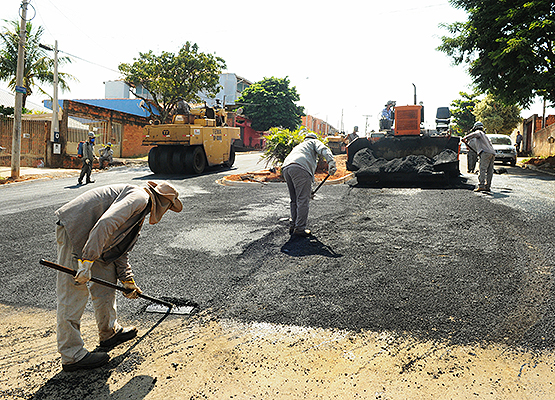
[346,126,360,144]
[463,121,495,192]
[282,131,336,237]
[78,132,96,185]
[99,142,114,169]
[515,131,523,155]
[55,181,183,371]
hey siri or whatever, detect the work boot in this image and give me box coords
[474,187,487,192]
[62,351,109,372]
[99,326,138,349]
[86,180,95,184]
[77,180,82,185]
[292,228,311,237]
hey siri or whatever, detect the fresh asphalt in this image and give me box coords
[1,152,555,351]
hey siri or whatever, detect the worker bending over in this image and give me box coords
[282,131,336,237]
[463,121,495,192]
[55,181,182,371]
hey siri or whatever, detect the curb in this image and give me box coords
[216,172,355,187]
[521,164,555,176]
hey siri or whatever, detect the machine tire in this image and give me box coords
[171,146,187,174]
[224,145,235,168]
[158,146,174,174]
[148,147,163,174]
[185,146,206,174]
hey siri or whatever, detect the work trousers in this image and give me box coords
[79,160,92,183]
[478,152,495,190]
[467,150,478,173]
[56,225,121,364]
[283,164,312,231]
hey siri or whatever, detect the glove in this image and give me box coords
[328,160,337,176]
[75,259,93,284]
[122,279,142,299]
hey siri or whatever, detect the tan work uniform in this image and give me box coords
[55,184,150,364]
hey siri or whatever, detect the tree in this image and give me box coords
[237,77,304,131]
[450,91,479,135]
[437,1,555,108]
[119,42,226,123]
[0,20,73,108]
[473,94,522,135]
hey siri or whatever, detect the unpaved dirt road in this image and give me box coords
[2,153,555,399]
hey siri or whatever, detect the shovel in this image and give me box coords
[39,259,197,315]
[311,174,330,199]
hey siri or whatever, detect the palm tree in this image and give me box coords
[0,19,74,108]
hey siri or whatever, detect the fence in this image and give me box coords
[0,118,49,167]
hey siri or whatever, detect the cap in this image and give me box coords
[472,121,484,131]
[88,131,96,137]
[304,132,318,139]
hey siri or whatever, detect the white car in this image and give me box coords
[486,134,517,166]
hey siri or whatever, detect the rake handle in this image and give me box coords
[39,259,174,309]
[311,173,330,196]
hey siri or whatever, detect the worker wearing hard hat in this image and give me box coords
[78,132,96,185]
[282,131,336,237]
[462,121,495,192]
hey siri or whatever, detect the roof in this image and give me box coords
[43,98,159,117]
[0,87,52,113]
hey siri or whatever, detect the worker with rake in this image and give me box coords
[282,131,336,237]
[54,181,182,372]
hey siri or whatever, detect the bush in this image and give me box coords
[260,127,314,167]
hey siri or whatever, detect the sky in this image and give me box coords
[3,0,553,133]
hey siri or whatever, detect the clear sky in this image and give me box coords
[3,0,553,133]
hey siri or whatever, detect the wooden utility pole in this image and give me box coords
[11,0,29,179]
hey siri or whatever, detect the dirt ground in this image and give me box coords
[2,303,554,399]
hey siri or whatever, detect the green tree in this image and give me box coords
[450,91,479,135]
[437,1,555,108]
[473,94,522,135]
[0,20,73,108]
[119,42,225,123]
[237,77,304,131]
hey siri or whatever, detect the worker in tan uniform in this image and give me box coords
[54,181,182,371]
[282,131,336,237]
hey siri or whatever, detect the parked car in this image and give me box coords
[486,134,517,166]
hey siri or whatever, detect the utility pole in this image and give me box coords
[11,0,29,179]
[363,114,372,135]
[40,41,59,143]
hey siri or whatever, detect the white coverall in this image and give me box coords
[282,138,335,231]
[463,130,496,190]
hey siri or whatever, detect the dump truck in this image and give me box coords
[346,104,460,185]
[142,104,240,174]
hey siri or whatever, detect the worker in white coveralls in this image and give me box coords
[282,131,336,237]
[54,181,182,371]
[462,121,496,192]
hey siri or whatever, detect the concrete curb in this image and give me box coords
[521,164,555,176]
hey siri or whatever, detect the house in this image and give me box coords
[519,114,555,157]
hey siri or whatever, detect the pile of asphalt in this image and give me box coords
[352,148,457,176]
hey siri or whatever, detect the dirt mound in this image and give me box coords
[225,155,350,183]
[525,156,555,170]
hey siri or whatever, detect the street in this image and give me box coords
[1,152,555,399]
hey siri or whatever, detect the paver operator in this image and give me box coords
[282,131,336,237]
[462,121,495,192]
[54,181,183,372]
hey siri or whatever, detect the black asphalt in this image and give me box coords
[1,154,555,351]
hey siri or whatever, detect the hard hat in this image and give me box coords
[88,131,96,137]
[107,142,112,146]
[304,132,318,139]
[472,121,484,130]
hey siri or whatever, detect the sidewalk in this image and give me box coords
[0,158,147,184]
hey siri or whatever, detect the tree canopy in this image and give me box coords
[450,91,478,135]
[119,42,226,123]
[0,19,73,108]
[237,77,304,132]
[473,94,522,135]
[438,1,555,108]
